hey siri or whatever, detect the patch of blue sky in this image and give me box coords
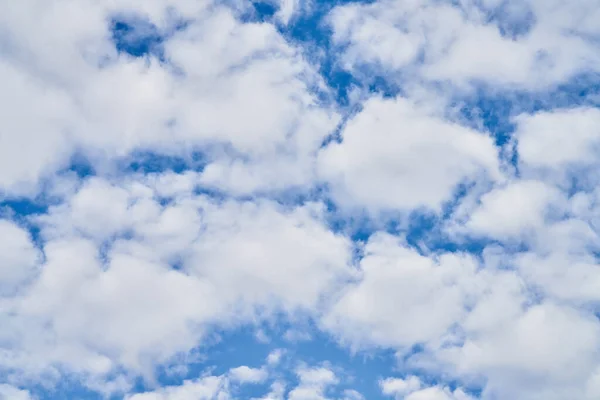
[457,75,600,143]
[443,72,600,184]
[35,320,474,400]
[247,0,392,106]
[0,160,90,218]
[0,197,49,249]
[138,320,398,400]
[286,333,396,399]
[315,180,506,257]
[0,198,47,217]
[66,152,96,179]
[147,328,275,398]
[0,155,94,241]
[476,0,536,39]
[123,151,199,175]
[247,1,278,22]
[402,209,501,257]
[497,78,600,193]
[109,11,189,60]
[111,17,164,59]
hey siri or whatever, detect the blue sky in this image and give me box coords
[2,0,600,399]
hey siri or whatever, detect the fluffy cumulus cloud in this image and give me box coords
[322,233,482,349]
[124,362,353,400]
[2,0,600,399]
[0,385,33,400]
[380,376,475,400]
[1,176,353,380]
[328,0,600,89]
[318,96,500,212]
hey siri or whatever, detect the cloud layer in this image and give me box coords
[2,0,600,399]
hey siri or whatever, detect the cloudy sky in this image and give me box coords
[1,0,600,399]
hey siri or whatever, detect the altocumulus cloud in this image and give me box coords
[2,0,600,399]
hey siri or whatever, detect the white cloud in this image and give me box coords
[228,366,268,384]
[342,389,365,400]
[0,175,354,384]
[125,362,364,400]
[515,107,600,170]
[380,376,422,397]
[0,220,40,294]
[461,180,565,239]
[253,381,286,400]
[322,232,481,349]
[328,0,600,89]
[266,349,285,366]
[404,387,475,400]
[0,0,338,196]
[275,0,301,25]
[514,224,600,304]
[288,365,339,400]
[318,96,500,212]
[0,385,33,400]
[126,375,229,400]
[440,302,600,400]
[321,219,600,399]
[329,5,422,71]
[283,329,312,343]
[380,376,474,400]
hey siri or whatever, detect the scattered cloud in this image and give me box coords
[2,0,600,399]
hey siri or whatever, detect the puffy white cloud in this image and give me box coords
[5,0,600,399]
[274,0,301,25]
[380,376,422,397]
[461,180,565,239]
[318,96,500,212]
[0,0,338,195]
[0,58,76,195]
[253,381,286,400]
[183,199,353,314]
[0,220,40,294]
[440,302,600,400]
[14,237,215,374]
[126,375,229,400]
[515,107,600,170]
[288,365,339,400]
[342,389,365,400]
[125,361,365,400]
[266,349,285,366]
[228,366,268,384]
[321,216,600,399]
[0,385,33,400]
[380,376,474,400]
[0,176,353,383]
[513,226,600,304]
[404,387,475,400]
[329,4,422,72]
[322,232,481,349]
[328,0,600,89]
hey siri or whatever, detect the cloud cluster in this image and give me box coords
[0,0,338,196]
[125,356,359,400]
[329,0,600,89]
[380,376,475,400]
[2,0,600,399]
[2,174,353,384]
